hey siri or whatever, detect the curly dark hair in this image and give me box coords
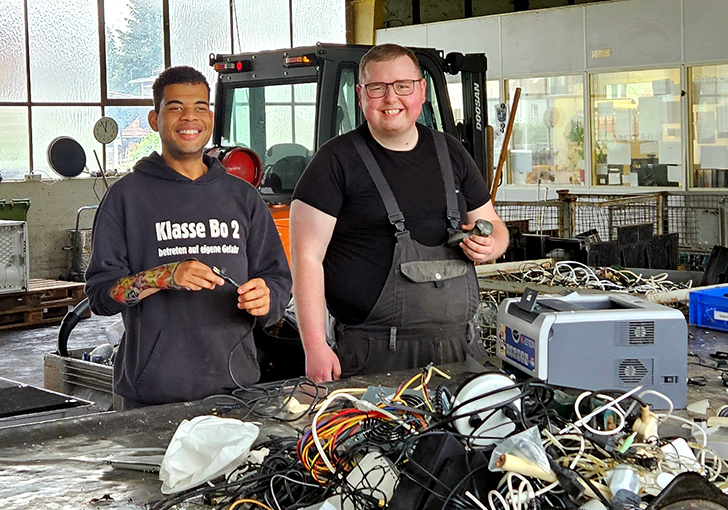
[359,43,422,83]
[152,66,210,113]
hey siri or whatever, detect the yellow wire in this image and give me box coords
[229,499,275,510]
[394,373,421,401]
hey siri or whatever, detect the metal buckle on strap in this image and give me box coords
[447,209,460,230]
[388,212,406,233]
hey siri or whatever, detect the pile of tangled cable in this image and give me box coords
[496,261,694,295]
[147,366,728,510]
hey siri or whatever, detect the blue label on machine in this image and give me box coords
[504,326,536,370]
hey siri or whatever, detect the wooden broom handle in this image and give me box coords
[490,87,521,202]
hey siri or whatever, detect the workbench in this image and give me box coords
[1,331,727,510]
[0,361,486,509]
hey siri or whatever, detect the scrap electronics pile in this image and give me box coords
[151,364,728,510]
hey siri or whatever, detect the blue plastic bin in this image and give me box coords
[689,287,728,332]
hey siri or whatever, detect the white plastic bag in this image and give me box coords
[159,415,259,494]
[487,425,550,474]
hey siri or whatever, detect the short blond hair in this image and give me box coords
[359,44,422,83]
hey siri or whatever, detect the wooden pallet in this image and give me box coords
[0,279,87,330]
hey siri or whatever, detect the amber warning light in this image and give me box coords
[283,54,317,68]
[213,60,251,72]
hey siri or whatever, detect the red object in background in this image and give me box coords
[205,147,262,187]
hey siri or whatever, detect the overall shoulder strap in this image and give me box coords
[349,129,407,235]
[432,130,461,230]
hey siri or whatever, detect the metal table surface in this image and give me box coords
[1,331,727,510]
[0,360,488,510]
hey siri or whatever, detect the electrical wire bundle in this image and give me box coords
[367,371,728,510]
[495,260,692,295]
[296,367,444,484]
[202,377,326,422]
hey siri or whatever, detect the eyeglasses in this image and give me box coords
[360,79,421,99]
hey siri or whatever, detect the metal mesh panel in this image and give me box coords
[495,200,562,235]
[571,194,662,241]
[496,191,728,254]
[667,193,727,250]
[496,192,664,243]
[0,221,28,293]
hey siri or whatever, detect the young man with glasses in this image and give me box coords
[290,44,509,383]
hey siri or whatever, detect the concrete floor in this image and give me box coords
[0,313,120,389]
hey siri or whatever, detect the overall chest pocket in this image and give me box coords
[399,259,472,325]
[400,259,468,285]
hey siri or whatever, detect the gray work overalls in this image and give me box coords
[334,129,480,377]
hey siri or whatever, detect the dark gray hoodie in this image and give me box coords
[85,152,292,405]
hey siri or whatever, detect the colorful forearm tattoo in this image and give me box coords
[109,262,183,305]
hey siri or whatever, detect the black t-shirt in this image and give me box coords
[292,123,490,324]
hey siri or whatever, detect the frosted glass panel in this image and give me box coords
[32,107,102,178]
[105,0,164,99]
[170,0,231,90]
[233,0,290,52]
[294,83,316,103]
[0,0,27,101]
[105,106,160,173]
[0,108,30,180]
[267,85,292,103]
[292,0,346,46]
[266,106,293,146]
[28,0,100,102]
[294,105,315,148]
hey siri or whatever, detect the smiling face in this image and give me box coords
[148,82,213,165]
[357,55,426,148]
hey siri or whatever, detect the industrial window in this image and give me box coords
[689,64,728,189]
[0,0,345,181]
[590,68,682,188]
[506,75,586,186]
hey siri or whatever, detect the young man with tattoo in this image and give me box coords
[85,66,292,408]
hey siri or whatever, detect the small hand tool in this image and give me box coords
[447,218,494,247]
[212,266,240,288]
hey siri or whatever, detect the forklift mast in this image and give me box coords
[209,43,488,257]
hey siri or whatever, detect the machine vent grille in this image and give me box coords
[617,358,653,386]
[618,321,655,345]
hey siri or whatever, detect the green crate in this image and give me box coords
[0,199,30,222]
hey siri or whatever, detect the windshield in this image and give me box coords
[220,81,316,199]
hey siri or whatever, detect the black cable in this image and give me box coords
[202,377,325,422]
[439,462,491,510]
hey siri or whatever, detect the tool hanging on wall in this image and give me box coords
[490,87,521,203]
